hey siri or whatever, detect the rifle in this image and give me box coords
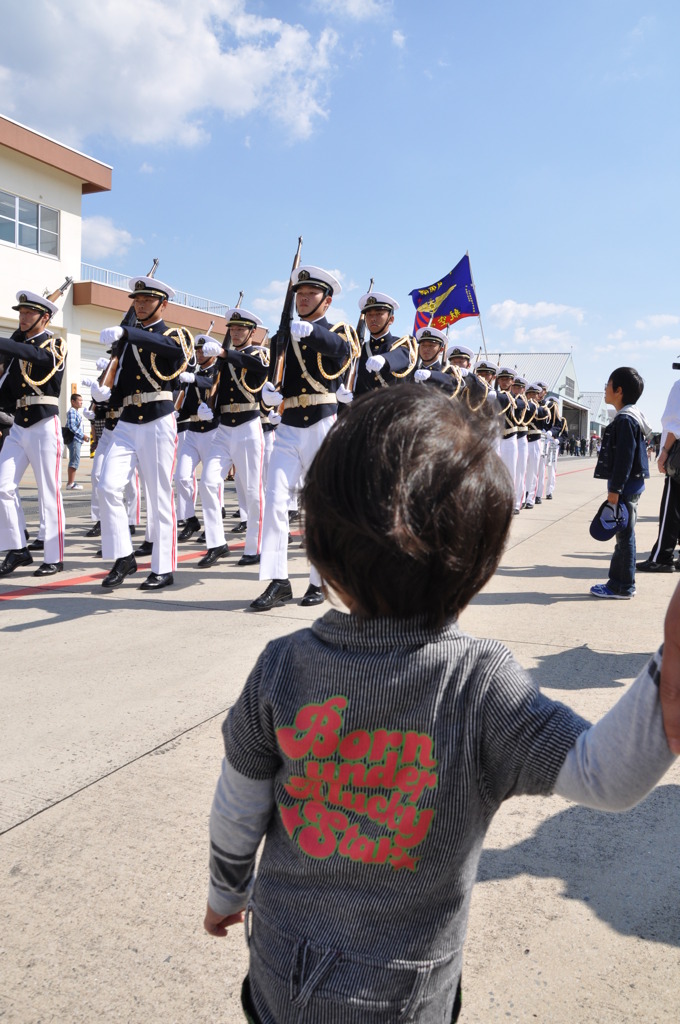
[99,257,159,390]
[44,276,73,305]
[176,318,214,412]
[346,276,373,392]
[207,291,245,410]
[269,236,303,387]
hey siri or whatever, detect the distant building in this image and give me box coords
[487,350,591,438]
[0,115,235,436]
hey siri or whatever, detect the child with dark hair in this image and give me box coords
[204,385,677,1024]
[591,366,651,599]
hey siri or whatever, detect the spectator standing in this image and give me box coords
[65,393,85,490]
[637,366,680,572]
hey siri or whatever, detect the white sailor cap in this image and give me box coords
[359,291,399,313]
[12,290,58,317]
[512,376,528,388]
[416,326,448,346]
[496,366,516,379]
[475,359,498,374]
[526,381,542,393]
[128,276,175,301]
[224,306,263,329]
[535,380,548,391]
[291,265,341,296]
[447,343,474,360]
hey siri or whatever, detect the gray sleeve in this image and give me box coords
[207,757,275,916]
[554,648,676,810]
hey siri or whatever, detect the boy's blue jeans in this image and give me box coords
[607,493,640,596]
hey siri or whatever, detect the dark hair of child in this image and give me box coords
[608,366,645,406]
[302,384,514,627]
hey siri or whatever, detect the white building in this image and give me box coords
[489,350,591,438]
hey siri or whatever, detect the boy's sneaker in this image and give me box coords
[590,583,635,599]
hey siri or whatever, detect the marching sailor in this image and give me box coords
[347,291,414,400]
[93,275,193,591]
[174,335,220,543]
[252,265,351,611]
[495,366,519,509]
[198,308,268,568]
[0,290,66,577]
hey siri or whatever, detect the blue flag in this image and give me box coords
[410,254,479,334]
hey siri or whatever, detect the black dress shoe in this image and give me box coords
[85,521,101,537]
[34,561,63,577]
[636,559,673,573]
[546,494,553,500]
[237,553,260,566]
[231,521,248,534]
[139,572,174,591]
[288,510,300,523]
[102,554,138,588]
[129,525,136,536]
[198,543,230,567]
[27,539,44,551]
[136,540,153,556]
[534,497,542,504]
[95,548,103,558]
[198,531,206,543]
[0,548,33,577]
[300,583,324,607]
[178,516,201,542]
[250,579,293,611]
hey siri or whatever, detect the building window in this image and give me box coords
[0,190,59,257]
[564,375,575,399]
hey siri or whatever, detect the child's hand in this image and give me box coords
[203,902,244,937]
[661,580,680,755]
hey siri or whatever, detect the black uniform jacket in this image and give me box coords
[0,330,63,427]
[116,320,190,425]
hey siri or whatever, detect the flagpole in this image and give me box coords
[467,250,488,358]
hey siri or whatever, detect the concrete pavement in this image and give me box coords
[1,457,678,1023]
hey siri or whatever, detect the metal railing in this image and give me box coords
[79,263,229,316]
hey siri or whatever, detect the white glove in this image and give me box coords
[83,408,96,421]
[201,340,223,358]
[96,356,110,371]
[290,320,314,340]
[179,371,195,383]
[268,411,282,425]
[100,326,125,346]
[91,383,112,403]
[414,368,431,382]
[173,410,180,419]
[336,384,354,404]
[81,378,96,389]
[262,381,283,407]
[197,402,214,422]
[366,355,386,373]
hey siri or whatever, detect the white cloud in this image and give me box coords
[513,325,574,348]
[634,314,680,330]
[81,216,139,261]
[0,1,339,147]
[252,279,288,321]
[392,30,406,49]
[313,0,390,19]
[607,329,626,340]
[139,163,154,175]
[488,299,585,330]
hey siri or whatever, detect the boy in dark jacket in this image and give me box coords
[591,366,651,598]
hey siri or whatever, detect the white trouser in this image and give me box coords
[91,428,140,525]
[535,435,549,499]
[525,439,541,504]
[176,429,213,521]
[259,418,335,583]
[200,419,264,556]
[262,429,275,492]
[0,416,65,564]
[514,434,528,510]
[499,435,518,500]
[100,415,177,574]
[546,438,559,496]
[234,467,247,523]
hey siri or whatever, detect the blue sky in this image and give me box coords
[2,0,679,427]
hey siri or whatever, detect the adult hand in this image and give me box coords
[268,411,282,425]
[96,356,110,371]
[290,320,314,340]
[414,368,431,382]
[661,580,680,755]
[179,371,195,383]
[83,408,96,421]
[336,384,354,404]
[100,326,125,346]
[91,383,112,403]
[201,340,223,358]
[366,355,386,374]
[203,902,245,938]
[197,402,214,422]
[262,382,283,407]
[657,449,668,475]
[81,378,96,389]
